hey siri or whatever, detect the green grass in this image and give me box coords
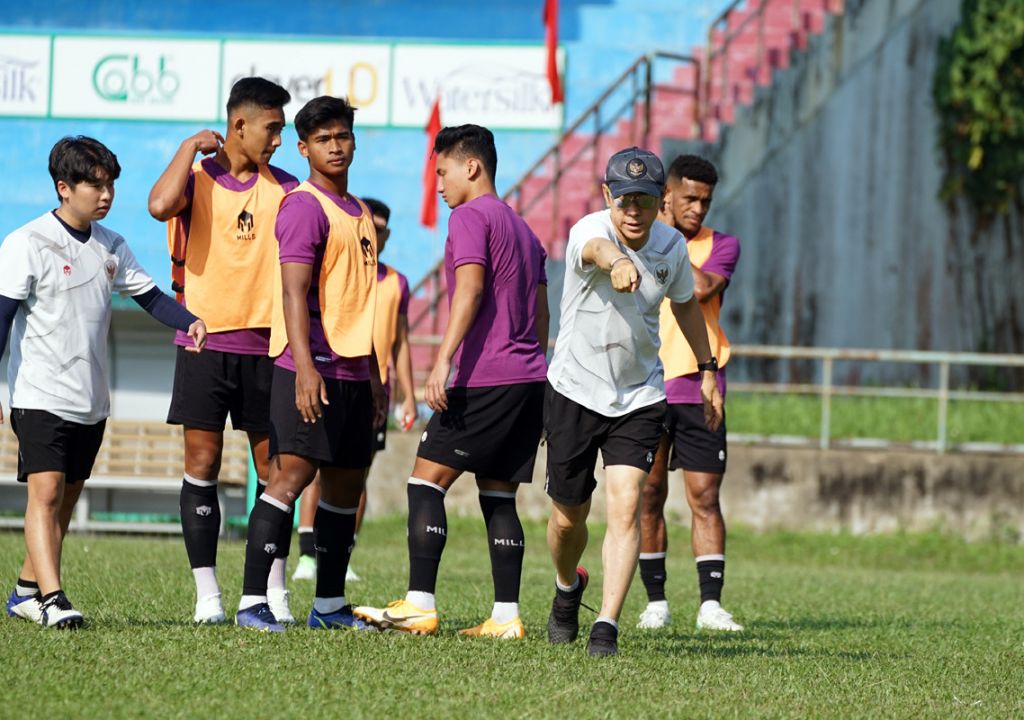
[727,394,1024,445]
[3,518,1023,718]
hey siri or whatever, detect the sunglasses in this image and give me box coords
[612,193,659,209]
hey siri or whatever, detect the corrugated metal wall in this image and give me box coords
[695,0,1023,381]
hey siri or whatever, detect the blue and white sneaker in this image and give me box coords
[40,591,83,629]
[235,603,285,632]
[308,604,374,630]
[6,588,43,623]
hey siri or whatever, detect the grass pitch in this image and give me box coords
[2,517,1022,719]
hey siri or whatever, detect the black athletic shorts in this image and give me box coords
[416,381,545,483]
[665,403,727,474]
[166,346,273,434]
[268,366,374,469]
[544,384,666,506]
[10,409,106,484]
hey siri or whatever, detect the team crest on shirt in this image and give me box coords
[360,237,376,266]
[236,210,255,242]
[63,264,71,276]
[654,262,670,285]
[104,259,117,280]
[627,159,646,178]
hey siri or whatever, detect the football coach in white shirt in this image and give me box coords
[543,147,723,657]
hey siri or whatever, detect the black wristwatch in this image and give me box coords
[697,357,719,373]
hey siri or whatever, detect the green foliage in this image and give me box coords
[2,521,1023,718]
[933,0,1024,220]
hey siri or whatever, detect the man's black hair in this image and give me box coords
[226,77,291,117]
[294,96,356,142]
[667,154,719,186]
[48,136,121,201]
[363,197,390,223]
[433,124,498,182]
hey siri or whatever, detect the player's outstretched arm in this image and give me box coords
[582,237,640,293]
[426,263,484,412]
[670,297,724,430]
[148,130,224,221]
[130,287,206,351]
[281,262,326,424]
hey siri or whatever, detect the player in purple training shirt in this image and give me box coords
[637,155,744,633]
[355,125,549,640]
[148,78,299,625]
[291,198,417,585]
[236,96,386,632]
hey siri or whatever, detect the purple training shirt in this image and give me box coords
[665,230,740,404]
[174,157,299,354]
[272,182,371,381]
[444,194,548,387]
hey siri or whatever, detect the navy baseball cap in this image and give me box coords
[604,147,665,197]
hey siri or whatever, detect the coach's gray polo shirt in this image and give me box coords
[548,210,694,417]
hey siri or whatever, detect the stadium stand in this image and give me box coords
[0,421,250,532]
[408,0,847,379]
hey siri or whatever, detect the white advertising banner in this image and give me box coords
[50,36,220,121]
[0,35,50,117]
[390,44,562,130]
[220,41,390,125]
[20,33,563,129]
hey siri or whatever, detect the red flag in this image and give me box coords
[419,97,442,229]
[543,0,563,104]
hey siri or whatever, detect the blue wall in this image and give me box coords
[0,0,729,287]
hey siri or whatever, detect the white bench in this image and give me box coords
[0,420,250,534]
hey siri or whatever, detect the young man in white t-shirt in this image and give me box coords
[544,147,723,657]
[0,136,207,629]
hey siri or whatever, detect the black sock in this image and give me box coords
[314,503,357,600]
[242,497,290,596]
[298,529,315,558]
[479,492,524,603]
[639,555,667,602]
[696,557,725,603]
[180,479,220,568]
[407,481,447,594]
[254,480,267,500]
[275,511,293,564]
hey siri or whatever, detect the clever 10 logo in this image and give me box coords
[92,53,180,104]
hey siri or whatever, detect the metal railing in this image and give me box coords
[727,345,1024,453]
[407,337,1024,455]
[408,51,700,335]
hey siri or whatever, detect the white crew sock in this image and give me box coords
[192,567,220,599]
[405,590,435,610]
[491,602,519,624]
[238,594,266,611]
[268,558,287,591]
